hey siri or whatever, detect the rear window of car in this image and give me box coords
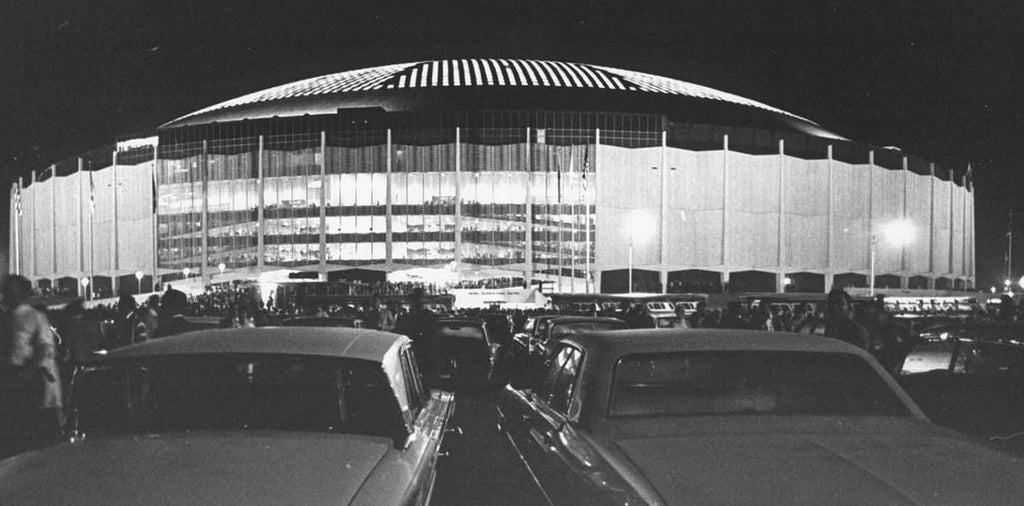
[72,354,403,438]
[438,324,486,341]
[550,320,626,337]
[610,351,911,418]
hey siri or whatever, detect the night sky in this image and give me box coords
[2,0,1021,287]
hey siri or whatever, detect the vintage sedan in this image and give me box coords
[498,329,1024,505]
[0,327,455,505]
[435,317,503,387]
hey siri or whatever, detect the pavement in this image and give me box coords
[431,391,548,506]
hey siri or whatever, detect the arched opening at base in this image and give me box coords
[874,274,901,290]
[727,270,775,293]
[935,277,952,290]
[784,272,825,293]
[601,269,660,293]
[668,269,722,293]
[908,276,929,290]
[833,273,867,290]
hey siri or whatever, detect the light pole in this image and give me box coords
[182,267,191,281]
[80,277,90,301]
[218,262,226,277]
[870,219,916,296]
[135,270,144,294]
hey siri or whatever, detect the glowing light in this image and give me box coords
[628,209,656,243]
[783,277,793,286]
[134,271,144,281]
[80,277,90,287]
[881,219,915,247]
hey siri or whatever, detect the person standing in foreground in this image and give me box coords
[1,275,63,450]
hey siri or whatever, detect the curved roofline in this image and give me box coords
[160,59,845,140]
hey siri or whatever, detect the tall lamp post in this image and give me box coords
[869,219,916,296]
[627,210,655,293]
[80,277,90,301]
[134,270,144,294]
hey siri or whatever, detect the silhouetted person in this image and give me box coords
[824,288,870,350]
[394,288,440,387]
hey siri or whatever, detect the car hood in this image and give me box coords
[615,423,1024,505]
[0,432,391,505]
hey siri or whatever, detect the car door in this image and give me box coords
[519,344,595,504]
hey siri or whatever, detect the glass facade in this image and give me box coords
[154,112,605,287]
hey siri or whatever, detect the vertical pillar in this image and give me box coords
[319,131,327,276]
[200,140,209,283]
[112,152,120,273]
[721,134,730,270]
[77,161,84,277]
[720,271,730,293]
[257,135,265,269]
[151,146,159,291]
[826,145,835,284]
[901,156,908,284]
[948,169,954,275]
[385,128,393,265]
[867,150,874,284]
[454,127,462,263]
[928,163,936,276]
[961,174,968,279]
[30,170,37,278]
[525,127,534,287]
[585,130,594,293]
[659,129,668,294]
[777,139,786,291]
[50,166,57,277]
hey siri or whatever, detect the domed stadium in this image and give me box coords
[9,59,974,296]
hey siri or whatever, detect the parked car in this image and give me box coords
[898,321,1024,455]
[279,316,364,328]
[435,318,503,388]
[480,312,515,346]
[512,314,563,356]
[498,328,1024,505]
[0,327,455,505]
[532,316,627,358]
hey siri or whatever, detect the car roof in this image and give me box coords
[95,327,409,363]
[548,316,626,325]
[436,318,485,326]
[563,328,869,357]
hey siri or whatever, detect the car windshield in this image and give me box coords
[611,351,911,418]
[550,320,625,337]
[72,354,401,437]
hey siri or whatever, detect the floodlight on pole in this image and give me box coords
[135,270,144,294]
[81,277,90,301]
[627,209,656,293]
[869,219,916,297]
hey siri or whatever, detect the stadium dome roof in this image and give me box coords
[162,59,844,139]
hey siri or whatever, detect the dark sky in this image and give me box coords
[2,0,1022,286]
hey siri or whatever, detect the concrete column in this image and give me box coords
[777,139,786,277]
[659,129,668,294]
[257,136,265,268]
[927,277,936,289]
[901,156,908,274]
[30,170,37,278]
[928,163,936,276]
[900,275,910,289]
[454,127,462,263]
[385,129,393,265]
[961,174,968,278]
[112,153,120,273]
[867,150,874,281]
[776,272,787,293]
[319,131,327,276]
[50,166,57,277]
[151,146,159,291]
[525,127,533,286]
[824,272,835,292]
[948,169,954,275]
[720,271,730,293]
[826,145,834,281]
[200,140,209,283]
[721,135,730,268]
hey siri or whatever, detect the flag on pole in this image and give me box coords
[89,171,95,214]
[581,145,590,191]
